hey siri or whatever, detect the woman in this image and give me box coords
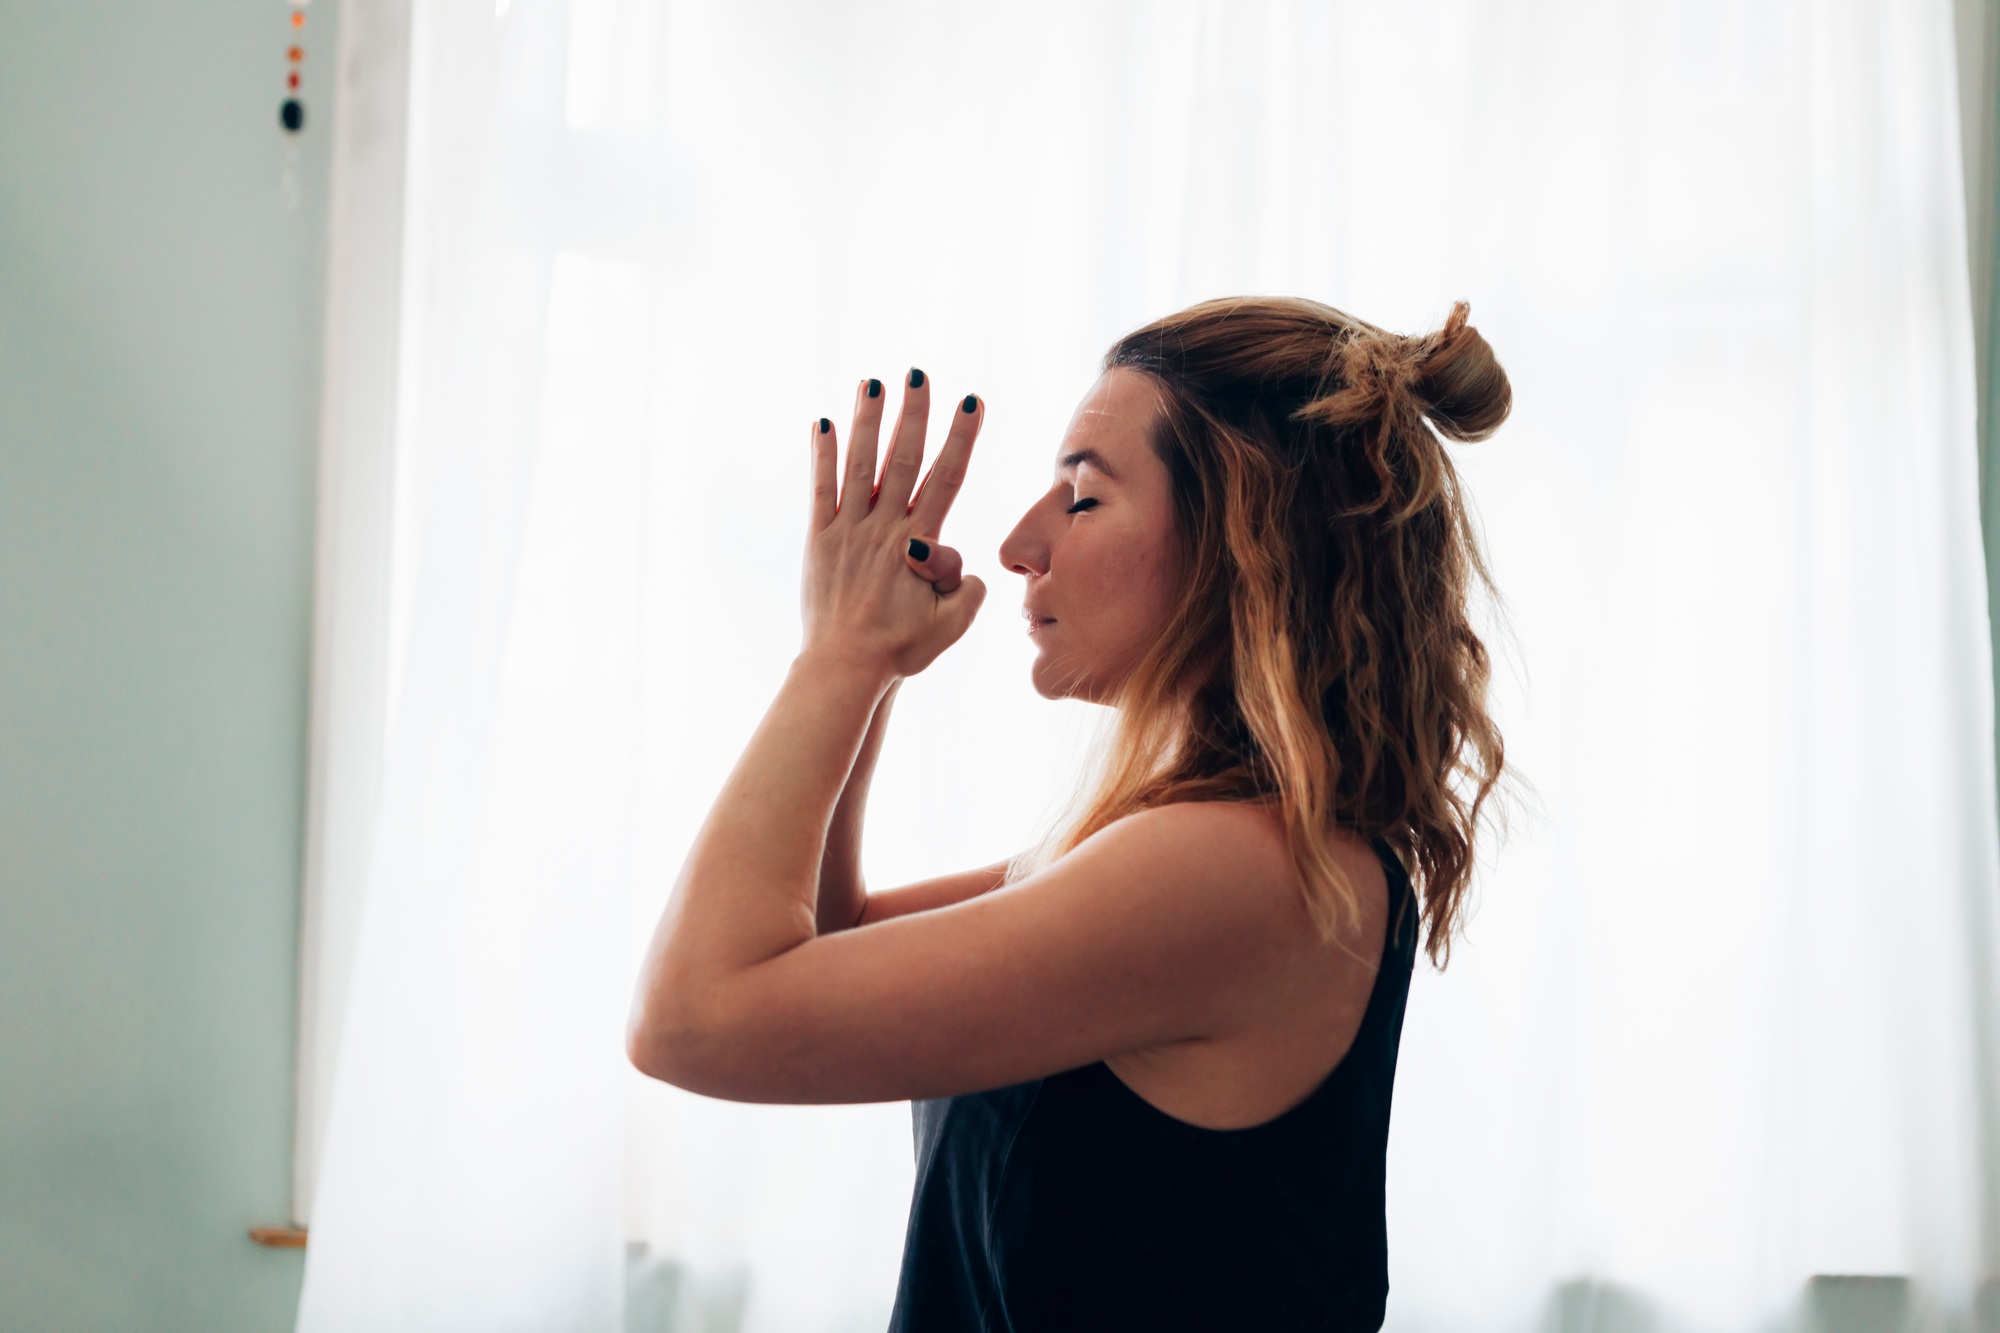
[628,296,1511,1331]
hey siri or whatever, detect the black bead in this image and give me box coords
[280,99,305,133]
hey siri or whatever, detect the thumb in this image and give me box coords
[906,537,964,595]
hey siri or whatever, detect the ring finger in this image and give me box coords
[839,377,886,523]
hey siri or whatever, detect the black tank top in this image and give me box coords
[888,838,1418,1333]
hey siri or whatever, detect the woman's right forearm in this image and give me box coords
[815,679,901,934]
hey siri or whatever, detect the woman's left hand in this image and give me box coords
[801,371,987,683]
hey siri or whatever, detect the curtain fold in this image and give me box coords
[298,3,1999,1330]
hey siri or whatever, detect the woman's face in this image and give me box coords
[999,368,1184,704]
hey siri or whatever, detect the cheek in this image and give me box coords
[1069,521,1178,630]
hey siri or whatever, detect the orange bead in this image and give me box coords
[288,46,303,61]
[291,11,304,25]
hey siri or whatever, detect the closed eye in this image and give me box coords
[1065,497,1099,515]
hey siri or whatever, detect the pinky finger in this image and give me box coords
[810,416,839,530]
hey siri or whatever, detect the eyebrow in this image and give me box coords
[1058,448,1118,480]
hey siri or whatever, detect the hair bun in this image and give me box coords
[1407,302,1510,443]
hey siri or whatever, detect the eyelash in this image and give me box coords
[1065,497,1099,515]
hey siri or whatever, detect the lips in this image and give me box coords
[1023,607,1056,634]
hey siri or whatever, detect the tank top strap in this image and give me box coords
[1368,834,1420,961]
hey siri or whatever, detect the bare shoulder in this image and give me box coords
[1081,800,1387,942]
[1084,799,1293,878]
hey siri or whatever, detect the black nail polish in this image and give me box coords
[818,417,831,434]
[961,394,977,414]
[909,368,925,388]
[867,378,882,398]
[908,538,930,562]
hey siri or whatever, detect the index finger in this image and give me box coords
[907,393,982,536]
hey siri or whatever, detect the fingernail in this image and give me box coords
[961,394,977,414]
[818,417,831,434]
[867,378,882,398]
[908,538,930,562]
[908,368,925,388]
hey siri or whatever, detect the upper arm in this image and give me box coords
[853,860,1012,927]
[631,802,1310,1104]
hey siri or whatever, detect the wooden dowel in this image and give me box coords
[249,1226,309,1249]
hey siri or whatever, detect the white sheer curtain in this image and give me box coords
[297,2,2000,1330]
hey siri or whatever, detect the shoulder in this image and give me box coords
[1084,800,1290,880]
[1058,801,1328,943]
[1074,800,1382,924]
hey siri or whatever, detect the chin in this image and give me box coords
[1030,654,1112,706]
[1029,654,1079,703]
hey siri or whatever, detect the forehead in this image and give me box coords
[1057,367,1165,476]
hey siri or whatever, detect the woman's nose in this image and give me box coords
[999,511,1048,579]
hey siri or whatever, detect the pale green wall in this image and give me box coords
[0,2,332,1330]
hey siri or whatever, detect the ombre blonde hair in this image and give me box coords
[1008,296,1512,968]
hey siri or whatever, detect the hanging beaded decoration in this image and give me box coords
[278,0,309,210]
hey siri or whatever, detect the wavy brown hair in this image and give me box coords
[1008,296,1512,968]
